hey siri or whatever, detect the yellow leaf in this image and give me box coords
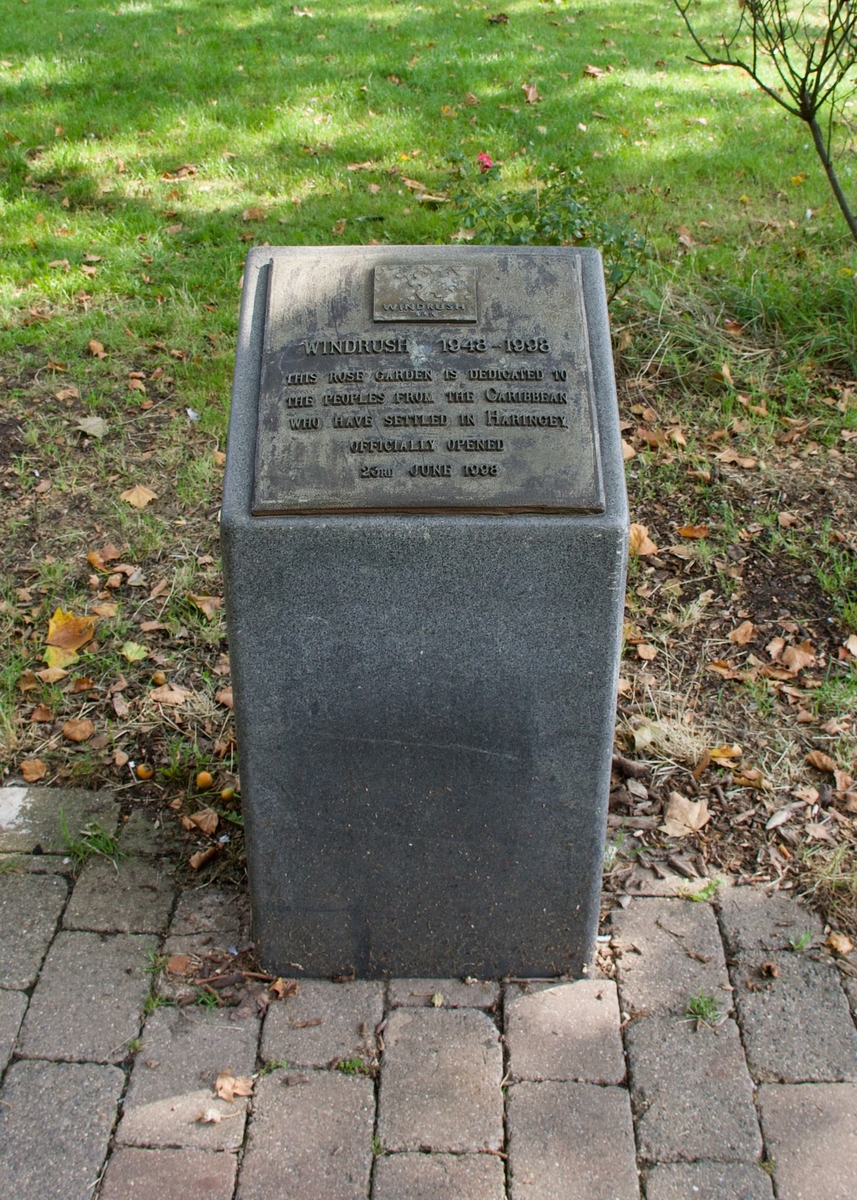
[45,607,96,652]
[44,645,79,669]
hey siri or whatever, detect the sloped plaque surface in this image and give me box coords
[252,252,603,514]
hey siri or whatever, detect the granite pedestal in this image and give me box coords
[222,246,627,978]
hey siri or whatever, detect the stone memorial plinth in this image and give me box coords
[222,246,627,979]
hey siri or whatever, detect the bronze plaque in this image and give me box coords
[252,251,604,514]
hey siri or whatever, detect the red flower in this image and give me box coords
[477,152,493,172]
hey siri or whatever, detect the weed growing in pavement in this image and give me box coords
[257,1059,290,1077]
[684,993,726,1029]
[60,811,123,872]
[788,929,813,952]
[336,1058,371,1076]
[143,991,171,1017]
[681,878,720,902]
[195,989,222,1012]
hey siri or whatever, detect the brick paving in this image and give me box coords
[1,785,857,1199]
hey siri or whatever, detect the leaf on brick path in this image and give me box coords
[807,749,838,773]
[844,633,857,657]
[215,687,234,709]
[661,792,710,838]
[166,953,192,976]
[62,718,95,743]
[196,1107,230,1125]
[150,683,190,706]
[189,845,219,871]
[120,484,157,508]
[765,807,793,831]
[54,385,79,402]
[121,641,147,663]
[17,671,39,693]
[215,1071,254,1104]
[74,415,109,439]
[87,338,106,358]
[30,704,53,723]
[716,447,758,469]
[36,666,68,684]
[677,524,708,539]
[760,960,780,978]
[826,931,854,956]
[729,620,755,645]
[242,206,267,221]
[733,766,767,789]
[46,607,96,652]
[628,523,657,556]
[91,602,118,618]
[20,759,47,783]
[636,642,657,661]
[781,640,815,672]
[189,807,219,836]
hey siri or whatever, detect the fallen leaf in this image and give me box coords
[187,593,222,619]
[716,447,757,469]
[127,377,147,393]
[584,63,605,78]
[621,439,637,461]
[30,704,53,723]
[760,960,780,978]
[733,766,766,789]
[522,83,540,104]
[729,620,756,645]
[189,845,219,870]
[18,671,39,693]
[75,416,109,439]
[242,206,267,221]
[36,666,68,684]
[766,636,786,661]
[215,1071,254,1103]
[709,744,743,763]
[766,807,794,831]
[166,954,191,976]
[87,339,107,358]
[91,602,118,617]
[121,641,148,662]
[20,759,48,783]
[628,523,657,556]
[150,683,190,706]
[215,687,234,709]
[331,218,347,235]
[781,641,815,672]
[270,977,299,999]
[844,633,857,657]
[62,718,95,743]
[636,643,657,661]
[46,608,96,652]
[120,484,158,508]
[189,807,219,836]
[70,676,94,693]
[661,792,710,837]
[55,385,79,402]
[677,524,708,539]
[826,931,854,956]
[806,749,837,773]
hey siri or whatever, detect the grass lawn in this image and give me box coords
[2,0,857,928]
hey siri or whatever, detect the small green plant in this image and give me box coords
[789,929,813,952]
[257,1058,290,1076]
[684,992,725,1029]
[682,878,720,903]
[60,811,123,871]
[143,991,170,1017]
[371,1134,383,1157]
[126,1037,142,1054]
[455,165,648,301]
[195,988,222,1011]
[336,1057,370,1076]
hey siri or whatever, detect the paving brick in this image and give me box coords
[238,1069,374,1200]
[0,1059,123,1200]
[507,1081,639,1200]
[100,1148,237,1200]
[116,1005,259,1152]
[377,1007,503,1153]
[64,855,176,933]
[389,978,500,1009]
[644,1162,774,1200]
[0,871,67,989]
[170,886,250,937]
[505,979,625,1084]
[18,930,156,1062]
[0,785,117,853]
[118,808,176,857]
[759,1082,857,1200]
[372,1152,506,1200]
[612,897,732,1017]
[0,852,69,873]
[0,988,27,1073]
[844,974,857,1020]
[261,980,383,1068]
[626,1015,762,1163]
[719,890,857,1083]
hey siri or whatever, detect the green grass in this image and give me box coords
[60,811,123,870]
[684,991,725,1028]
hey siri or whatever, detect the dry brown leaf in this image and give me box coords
[215,1071,254,1103]
[636,643,657,661]
[270,977,299,1000]
[149,683,190,706]
[187,593,222,619]
[55,385,79,402]
[781,640,815,672]
[584,63,605,78]
[18,671,39,693]
[845,633,857,657]
[189,807,219,836]
[522,83,540,104]
[733,766,767,789]
[166,954,192,976]
[826,931,854,956]
[189,845,219,870]
[709,744,742,763]
[677,524,708,539]
[215,687,234,709]
[806,749,837,773]
[30,704,53,723]
[242,206,267,221]
[91,602,118,618]
[120,483,158,509]
[45,608,96,652]
[87,338,107,358]
[20,759,47,783]
[62,718,95,743]
[661,792,710,837]
[766,636,786,661]
[729,620,755,645]
[36,666,68,684]
[628,523,657,556]
[621,439,637,461]
[127,377,147,393]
